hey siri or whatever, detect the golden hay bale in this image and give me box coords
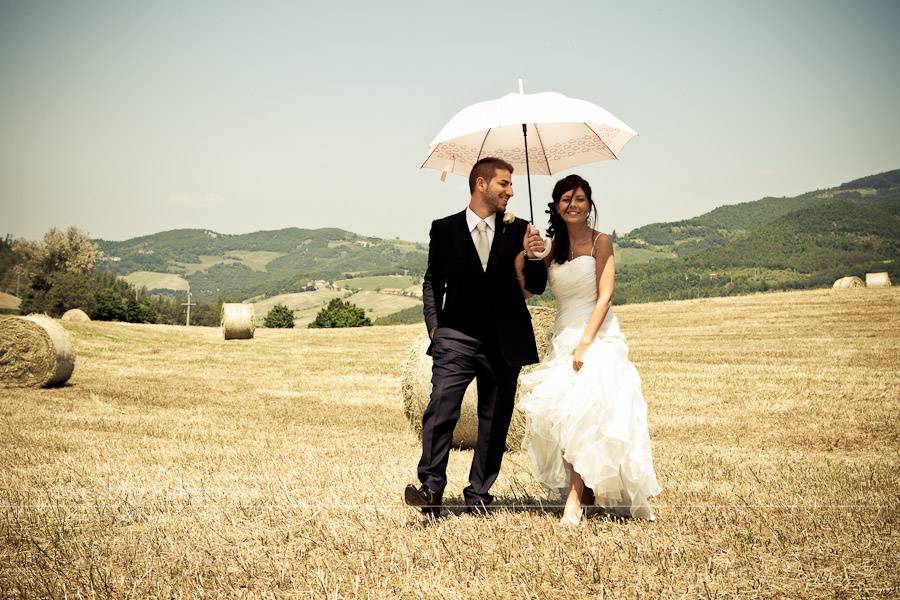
[832,276,865,289]
[61,308,91,322]
[865,272,892,288]
[401,305,555,450]
[221,303,255,340]
[0,314,75,388]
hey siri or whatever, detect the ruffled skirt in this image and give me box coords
[519,309,662,520]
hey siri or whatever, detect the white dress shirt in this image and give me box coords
[465,207,496,249]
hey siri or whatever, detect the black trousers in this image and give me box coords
[417,327,521,506]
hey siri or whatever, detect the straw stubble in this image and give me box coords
[0,288,897,598]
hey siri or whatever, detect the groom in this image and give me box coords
[404,156,548,515]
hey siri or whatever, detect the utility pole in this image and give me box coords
[182,291,196,326]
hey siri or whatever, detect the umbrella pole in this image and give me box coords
[522,123,534,223]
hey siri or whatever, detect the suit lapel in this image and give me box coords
[485,217,505,275]
[455,210,484,276]
[456,210,510,276]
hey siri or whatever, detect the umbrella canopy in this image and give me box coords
[420,91,637,178]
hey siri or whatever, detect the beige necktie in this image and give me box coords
[475,220,490,271]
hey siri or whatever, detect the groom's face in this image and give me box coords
[481,168,514,214]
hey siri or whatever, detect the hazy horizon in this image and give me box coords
[2,0,899,243]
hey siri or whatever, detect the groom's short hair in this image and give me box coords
[469,157,514,194]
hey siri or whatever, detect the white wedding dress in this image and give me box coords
[519,255,662,520]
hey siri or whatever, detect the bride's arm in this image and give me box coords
[514,250,533,299]
[573,233,616,370]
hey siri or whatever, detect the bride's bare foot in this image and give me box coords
[561,499,583,526]
[561,468,585,526]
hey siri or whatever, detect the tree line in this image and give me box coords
[1,227,223,326]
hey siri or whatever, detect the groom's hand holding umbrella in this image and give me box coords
[523,224,546,259]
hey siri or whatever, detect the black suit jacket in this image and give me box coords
[422,210,548,367]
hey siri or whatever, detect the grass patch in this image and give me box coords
[614,244,678,266]
[224,250,285,271]
[345,290,421,318]
[0,291,21,310]
[174,250,284,275]
[374,305,423,326]
[334,275,416,291]
[121,271,190,291]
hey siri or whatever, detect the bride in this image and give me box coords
[515,174,662,525]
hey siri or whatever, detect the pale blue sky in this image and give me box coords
[2,0,899,242]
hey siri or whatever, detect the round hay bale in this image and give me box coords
[865,272,892,288]
[61,308,91,322]
[832,276,865,289]
[401,305,555,450]
[221,303,255,340]
[0,314,75,388]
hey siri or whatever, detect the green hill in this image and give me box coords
[614,190,898,304]
[619,168,899,257]
[97,228,428,301]
[837,169,900,190]
[689,198,899,273]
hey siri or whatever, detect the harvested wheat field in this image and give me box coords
[0,288,898,598]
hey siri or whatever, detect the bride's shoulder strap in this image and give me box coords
[590,231,601,256]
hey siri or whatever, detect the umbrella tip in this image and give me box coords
[518,79,524,94]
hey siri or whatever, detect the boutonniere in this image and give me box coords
[502,211,515,225]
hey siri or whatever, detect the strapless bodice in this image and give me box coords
[550,255,599,307]
[548,255,620,337]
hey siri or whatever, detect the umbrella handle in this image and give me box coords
[536,238,552,259]
[522,124,534,223]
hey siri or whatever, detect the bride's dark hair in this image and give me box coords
[546,174,597,264]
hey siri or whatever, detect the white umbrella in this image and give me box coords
[421,82,637,222]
